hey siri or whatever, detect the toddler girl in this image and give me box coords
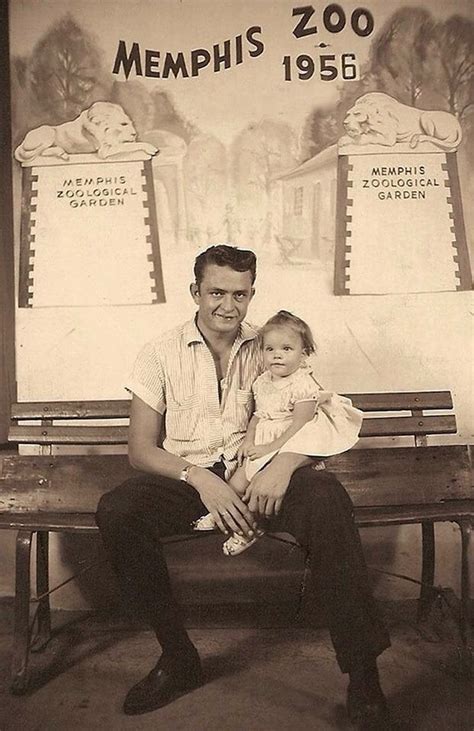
[194,310,363,556]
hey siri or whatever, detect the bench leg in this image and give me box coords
[417,521,436,622]
[10,530,34,695]
[30,531,52,653]
[458,518,473,675]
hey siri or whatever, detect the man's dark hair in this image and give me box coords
[194,244,257,287]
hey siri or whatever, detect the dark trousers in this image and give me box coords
[95,464,390,673]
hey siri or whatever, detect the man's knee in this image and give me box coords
[95,478,145,529]
[289,466,354,509]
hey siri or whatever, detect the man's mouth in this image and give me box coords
[215,313,235,321]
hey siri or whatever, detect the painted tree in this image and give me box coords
[231,120,298,251]
[151,90,197,142]
[28,14,105,121]
[183,134,228,246]
[300,107,338,161]
[371,7,435,107]
[432,15,474,120]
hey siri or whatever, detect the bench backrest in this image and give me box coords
[1,392,471,513]
[7,391,457,447]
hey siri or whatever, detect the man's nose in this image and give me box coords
[220,294,235,312]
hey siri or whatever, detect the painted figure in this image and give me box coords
[339,92,462,151]
[95,244,390,724]
[14,102,158,163]
[194,309,363,557]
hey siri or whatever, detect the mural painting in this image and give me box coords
[10,2,473,309]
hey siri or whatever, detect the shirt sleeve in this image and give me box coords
[125,341,166,413]
[291,371,320,405]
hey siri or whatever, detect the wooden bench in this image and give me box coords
[0,391,472,694]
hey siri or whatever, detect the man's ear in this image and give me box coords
[190,282,200,305]
[250,287,255,301]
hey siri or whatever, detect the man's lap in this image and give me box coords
[98,462,353,541]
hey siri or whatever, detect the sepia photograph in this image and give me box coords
[0,0,472,728]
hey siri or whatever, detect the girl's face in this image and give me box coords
[263,326,306,378]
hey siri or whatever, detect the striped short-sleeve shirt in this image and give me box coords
[126,318,264,468]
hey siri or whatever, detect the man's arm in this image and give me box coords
[244,451,312,518]
[128,395,257,537]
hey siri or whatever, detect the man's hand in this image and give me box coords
[244,453,312,518]
[243,458,292,517]
[189,467,257,538]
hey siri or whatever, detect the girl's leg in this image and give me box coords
[227,464,250,495]
[223,465,264,556]
[193,464,250,531]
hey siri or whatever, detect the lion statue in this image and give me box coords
[339,92,462,151]
[15,102,158,163]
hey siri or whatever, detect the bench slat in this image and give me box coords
[0,446,470,514]
[1,500,472,533]
[9,391,454,422]
[10,400,130,420]
[359,415,457,437]
[346,391,453,411]
[8,426,129,445]
[8,414,457,445]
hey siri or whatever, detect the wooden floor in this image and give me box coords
[0,599,472,730]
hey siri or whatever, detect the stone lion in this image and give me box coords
[339,92,462,151]
[14,102,158,163]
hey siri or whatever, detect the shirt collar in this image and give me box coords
[184,316,259,347]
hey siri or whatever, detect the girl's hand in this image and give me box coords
[237,439,254,465]
[247,444,271,461]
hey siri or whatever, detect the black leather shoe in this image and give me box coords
[123,652,203,715]
[347,663,389,728]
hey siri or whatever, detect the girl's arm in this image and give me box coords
[245,414,259,443]
[237,414,259,464]
[247,401,315,459]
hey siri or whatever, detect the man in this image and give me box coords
[96,244,390,724]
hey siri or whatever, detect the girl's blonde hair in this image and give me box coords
[260,310,316,355]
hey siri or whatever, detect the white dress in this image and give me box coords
[245,365,363,480]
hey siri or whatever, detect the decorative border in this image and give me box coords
[333,155,351,295]
[141,160,166,304]
[442,154,473,291]
[18,167,38,308]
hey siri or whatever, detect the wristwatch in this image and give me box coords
[179,465,194,483]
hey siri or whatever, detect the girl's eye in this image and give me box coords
[284,346,292,351]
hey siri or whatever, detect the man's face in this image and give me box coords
[191,264,255,336]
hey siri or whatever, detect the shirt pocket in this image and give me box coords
[234,388,254,432]
[165,393,201,442]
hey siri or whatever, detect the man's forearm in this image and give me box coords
[269,451,313,477]
[129,442,197,483]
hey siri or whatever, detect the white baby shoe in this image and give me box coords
[192,513,217,531]
[222,529,264,556]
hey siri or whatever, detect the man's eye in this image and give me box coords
[234,293,246,301]
[211,292,222,297]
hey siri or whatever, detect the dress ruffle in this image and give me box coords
[245,392,363,480]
